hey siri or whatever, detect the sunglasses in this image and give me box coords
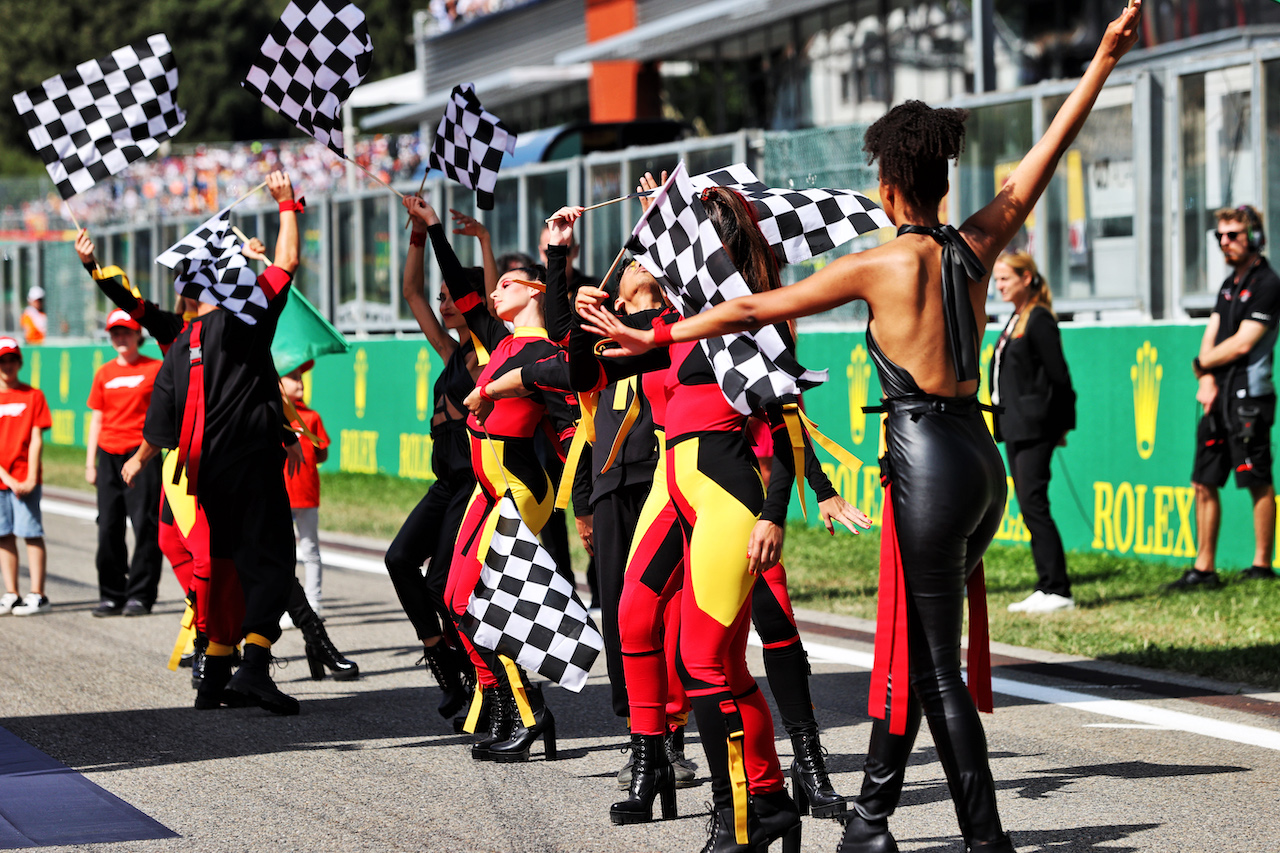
[1217,230,1247,243]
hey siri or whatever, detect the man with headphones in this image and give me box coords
[1175,204,1280,588]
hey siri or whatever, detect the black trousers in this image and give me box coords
[593,482,652,719]
[385,467,474,642]
[1006,438,1070,597]
[95,448,163,606]
[200,448,295,644]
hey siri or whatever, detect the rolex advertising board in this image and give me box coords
[28,322,1271,569]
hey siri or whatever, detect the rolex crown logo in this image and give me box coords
[354,348,369,419]
[847,345,871,444]
[415,348,431,422]
[1130,341,1161,460]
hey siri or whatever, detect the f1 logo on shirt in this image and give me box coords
[0,403,28,418]
[103,375,147,390]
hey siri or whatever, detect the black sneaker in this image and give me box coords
[122,599,151,617]
[1241,565,1278,580]
[1164,569,1222,591]
[92,600,124,617]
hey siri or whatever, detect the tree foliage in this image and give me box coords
[0,0,416,176]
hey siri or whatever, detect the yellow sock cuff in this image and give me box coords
[207,641,235,656]
[245,633,272,649]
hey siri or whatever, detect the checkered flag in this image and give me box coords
[243,0,373,157]
[427,84,517,210]
[460,493,602,693]
[689,164,891,266]
[156,213,268,324]
[11,34,186,201]
[628,163,827,414]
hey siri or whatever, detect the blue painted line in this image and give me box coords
[0,726,177,849]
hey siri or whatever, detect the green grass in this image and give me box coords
[43,444,1280,689]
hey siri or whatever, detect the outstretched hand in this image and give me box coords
[573,285,610,318]
[579,304,657,355]
[637,171,667,213]
[1098,0,1142,63]
[818,495,873,535]
[450,208,488,240]
[545,206,584,246]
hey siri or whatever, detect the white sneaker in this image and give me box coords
[1007,590,1046,612]
[0,592,19,615]
[1021,592,1075,613]
[12,594,51,616]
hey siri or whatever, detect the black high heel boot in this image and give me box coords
[292,596,359,681]
[421,640,470,718]
[471,685,515,760]
[488,672,557,762]
[838,813,898,853]
[610,733,676,825]
[752,788,802,853]
[190,634,209,690]
[790,728,847,818]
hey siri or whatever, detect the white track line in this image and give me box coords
[44,498,98,522]
[754,637,1280,752]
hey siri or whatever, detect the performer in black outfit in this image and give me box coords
[584,6,1143,850]
[990,251,1077,613]
[384,203,484,721]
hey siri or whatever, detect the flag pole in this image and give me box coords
[576,190,654,215]
[599,244,630,291]
[346,157,405,199]
[63,203,102,273]
[224,181,270,212]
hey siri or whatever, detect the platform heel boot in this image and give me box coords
[421,639,470,718]
[691,692,756,853]
[488,656,556,762]
[751,788,802,853]
[470,684,515,760]
[610,733,676,824]
[790,727,847,818]
[289,583,358,681]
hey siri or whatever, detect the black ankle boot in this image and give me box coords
[751,788,801,853]
[422,641,470,719]
[489,679,557,762]
[666,727,698,788]
[190,635,209,690]
[471,686,515,760]
[226,643,300,715]
[294,606,358,681]
[790,728,847,818]
[837,813,898,853]
[610,733,676,825]
[699,805,755,853]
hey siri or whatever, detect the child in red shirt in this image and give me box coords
[0,337,52,616]
[86,309,164,616]
[281,363,329,617]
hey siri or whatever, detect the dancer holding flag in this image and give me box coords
[584,5,1144,850]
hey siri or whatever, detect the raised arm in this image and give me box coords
[267,171,300,276]
[959,2,1142,268]
[403,196,459,360]
[450,209,499,301]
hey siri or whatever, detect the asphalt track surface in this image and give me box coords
[2,488,1279,853]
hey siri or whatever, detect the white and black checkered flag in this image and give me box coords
[460,493,602,693]
[689,163,891,266]
[243,0,373,157]
[11,34,186,201]
[427,84,517,211]
[156,213,268,324]
[628,162,827,414]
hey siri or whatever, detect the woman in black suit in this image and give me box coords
[990,251,1077,613]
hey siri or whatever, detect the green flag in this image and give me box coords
[272,289,349,376]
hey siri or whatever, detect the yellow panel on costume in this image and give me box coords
[671,439,758,627]
[162,451,198,537]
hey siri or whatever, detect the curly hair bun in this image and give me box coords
[864,101,969,212]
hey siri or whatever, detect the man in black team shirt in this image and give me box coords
[125,170,306,713]
[1173,204,1280,589]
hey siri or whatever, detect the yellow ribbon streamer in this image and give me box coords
[463,682,486,734]
[282,394,321,447]
[781,406,809,522]
[167,603,197,671]
[797,408,863,474]
[501,655,536,728]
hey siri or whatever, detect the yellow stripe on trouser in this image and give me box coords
[625,432,668,569]
[672,439,758,627]
[723,702,750,844]
[167,603,197,671]
[474,440,555,564]
[463,682,486,733]
[501,655,536,727]
[555,424,590,510]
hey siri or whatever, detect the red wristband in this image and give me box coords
[278,197,305,214]
[409,230,427,247]
[651,320,675,346]
[478,384,494,403]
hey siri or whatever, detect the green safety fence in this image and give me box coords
[24,321,1271,569]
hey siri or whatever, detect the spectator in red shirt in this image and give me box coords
[86,309,164,617]
[0,337,52,616]
[280,363,329,618]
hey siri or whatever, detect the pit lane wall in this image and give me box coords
[29,322,1270,570]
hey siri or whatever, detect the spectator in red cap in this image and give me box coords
[0,337,52,616]
[86,310,163,617]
